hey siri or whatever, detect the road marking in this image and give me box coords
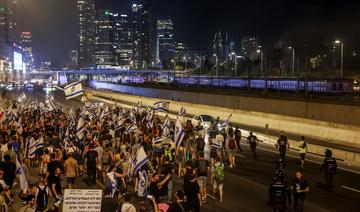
[240,143,360,175]
[341,186,360,193]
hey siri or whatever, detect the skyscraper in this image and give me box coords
[94,9,117,66]
[0,0,17,44]
[19,32,33,72]
[241,36,261,61]
[131,1,154,69]
[115,14,133,66]
[68,49,78,69]
[157,19,174,67]
[77,0,96,69]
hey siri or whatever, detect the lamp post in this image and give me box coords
[335,40,344,79]
[231,52,237,77]
[256,49,263,77]
[171,59,176,83]
[213,54,219,86]
[288,46,295,78]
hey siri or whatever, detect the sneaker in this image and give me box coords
[54,200,61,208]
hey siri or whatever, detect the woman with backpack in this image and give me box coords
[212,155,224,203]
[227,135,238,168]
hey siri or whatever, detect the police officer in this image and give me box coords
[247,131,258,160]
[319,149,337,192]
[276,131,289,160]
[268,170,291,212]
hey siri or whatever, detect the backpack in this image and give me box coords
[102,151,111,165]
[228,138,236,149]
[214,164,224,183]
[36,185,48,209]
[87,151,97,164]
[301,142,307,149]
[197,138,205,150]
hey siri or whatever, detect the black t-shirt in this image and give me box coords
[48,175,62,196]
[47,160,62,176]
[183,181,200,204]
[101,197,119,212]
[292,179,308,198]
[86,150,98,167]
[168,201,190,212]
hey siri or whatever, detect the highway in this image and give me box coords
[3,87,360,212]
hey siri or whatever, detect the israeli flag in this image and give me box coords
[178,106,186,117]
[25,137,44,159]
[46,99,56,111]
[152,136,167,146]
[46,93,54,102]
[76,117,85,141]
[222,113,232,127]
[162,116,171,137]
[129,109,136,123]
[137,170,148,197]
[174,117,185,148]
[100,105,110,120]
[64,81,83,100]
[106,171,118,198]
[130,146,149,175]
[146,119,153,129]
[153,101,170,112]
[14,145,29,192]
[17,92,27,103]
[145,109,153,121]
[125,123,138,134]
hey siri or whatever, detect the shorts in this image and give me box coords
[229,149,236,155]
[198,176,207,187]
[213,180,223,191]
[300,153,306,160]
[66,177,76,184]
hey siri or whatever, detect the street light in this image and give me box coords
[231,52,237,77]
[183,56,188,77]
[256,49,263,77]
[213,54,219,86]
[288,46,295,78]
[171,59,176,82]
[334,40,344,79]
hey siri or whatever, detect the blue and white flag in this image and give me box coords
[14,144,29,192]
[76,117,84,141]
[100,105,110,120]
[222,113,232,127]
[137,170,148,197]
[162,116,171,137]
[152,136,167,146]
[125,123,138,134]
[25,137,44,159]
[46,93,54,102]
[64,81,83,100]
[178,107,186,117]
[129,109,136,123]
[174,117,185,148]
[153,101,170,112]
[17,92,27,103]
[106,171,118,198]
[130,146,149,175]
[146,119,153,129]
[46,99,56,111]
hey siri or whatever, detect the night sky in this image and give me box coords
[16,0,360,67]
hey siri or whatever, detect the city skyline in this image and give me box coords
[13,0,360,68]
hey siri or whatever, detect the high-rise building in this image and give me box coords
[68,49,78,69]
[77,0,96,69]
[212,32,235,63]
[241,36,261,61]
[131,1,154,69]
[94,9,117,66]
[115,14,133,66]
[0,0,17,44]
[157,19,174,66]
[19,32,34,72]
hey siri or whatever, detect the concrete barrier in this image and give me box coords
[85,89,360,166]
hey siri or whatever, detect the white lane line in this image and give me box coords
[341,186,360,193]
[239,143,360,175]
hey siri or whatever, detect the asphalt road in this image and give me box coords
[3,87,360,212]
